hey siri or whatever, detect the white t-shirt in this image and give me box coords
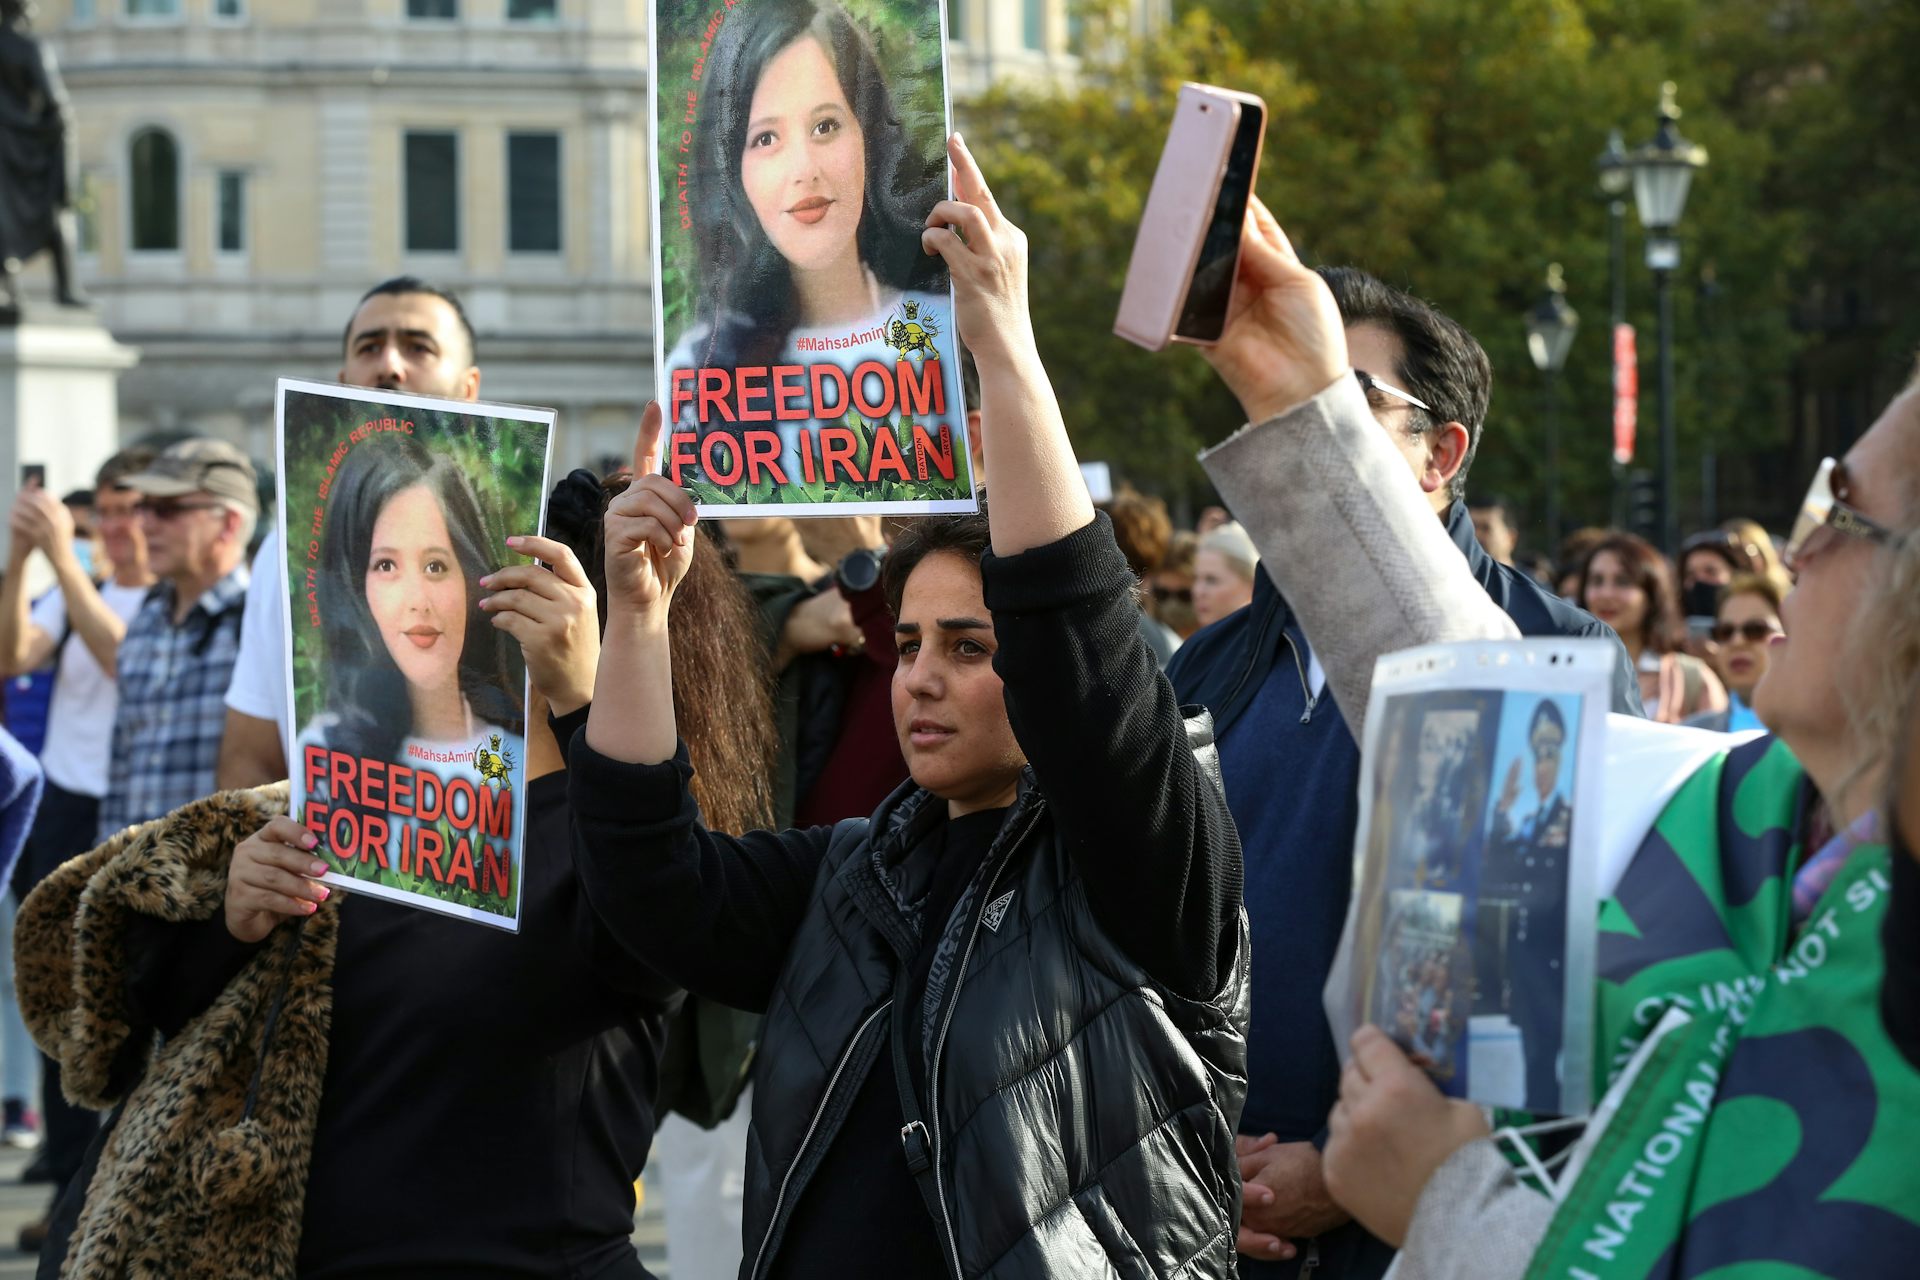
[33,580,153,797]
[225,532,292,760]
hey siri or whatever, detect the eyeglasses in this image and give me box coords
[1710,619,1782,645]
[1355,369,1432,413]
[134,497,223,521]
[1783,457,1892,572]
[1152,585,1193,604]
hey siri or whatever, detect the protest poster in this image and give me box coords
[1324,640,1613,1115]
[276,378,555,932]
[651,0,979,517]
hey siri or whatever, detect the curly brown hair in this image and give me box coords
[1101,487,1172,579]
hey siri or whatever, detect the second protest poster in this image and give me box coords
[277,378,554,933]
[653,0,979,516]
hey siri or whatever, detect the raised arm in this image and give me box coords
[924,135,1094,555]
[1196,199,1517,735]
[569,407,826,1009]
[0,493,60,676]
[925,138,1239,1002]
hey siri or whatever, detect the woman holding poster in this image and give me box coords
[658,0,976,512]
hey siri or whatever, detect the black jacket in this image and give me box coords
[571,517,1249,1278]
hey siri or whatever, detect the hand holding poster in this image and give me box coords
[1324,640,1613,1115]
[276,378,555,932]
[653,0,978,516]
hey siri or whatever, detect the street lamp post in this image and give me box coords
[1595,129,1631,527]
[1626,82,1708,556]
[1525,263,1579,548]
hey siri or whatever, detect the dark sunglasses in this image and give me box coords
[1711,620,1782,645]
[1152,585,1193,604]
[134,497,223,521]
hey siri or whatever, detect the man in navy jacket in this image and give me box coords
[1167,267,1640,1279]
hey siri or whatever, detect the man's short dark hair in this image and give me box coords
[342,276,479,366]
[1469,493,1512,519]
[1318,267,1493,505]
[884,504,992,618]
[96,446,156,492]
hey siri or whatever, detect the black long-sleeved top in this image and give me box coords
[569,514,1243,1270]
[127,725,679,1279]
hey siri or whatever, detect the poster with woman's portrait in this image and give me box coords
[652,0,979,516]
[1324,639,1614,1115]
[276,378,554,932]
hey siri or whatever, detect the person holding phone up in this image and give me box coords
[568,135,1250,1279]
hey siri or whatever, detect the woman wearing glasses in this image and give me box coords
[1684,573,1784,733]
[1181,190,1920,1278]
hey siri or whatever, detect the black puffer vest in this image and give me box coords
[741,715,1250,1279]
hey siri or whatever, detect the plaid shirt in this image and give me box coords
[98,566,249,842]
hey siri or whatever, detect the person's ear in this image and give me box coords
[1422,421,1472,497]
[966,408,985,487]
[460,365,482,402]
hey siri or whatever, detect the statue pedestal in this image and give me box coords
[0,313,140,587]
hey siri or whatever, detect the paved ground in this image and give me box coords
[0,1138,671,1276]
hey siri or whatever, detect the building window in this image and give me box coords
[406,0,457,18]
[946,0,962,40]
[213,0,245,18]
[507,132,562,253]
[1021,0,1043,49]
[129,128,180,252]
[217,170,247,254]
[72,0,96,23]
[507,0,557,18]
[123,0,180,15]
[404,131,460,253]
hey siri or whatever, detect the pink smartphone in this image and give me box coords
[1113,83,1268,352]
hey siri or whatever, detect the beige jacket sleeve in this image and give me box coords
[1199,375,1520,738]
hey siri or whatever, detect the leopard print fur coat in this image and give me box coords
[14,782,340,1279]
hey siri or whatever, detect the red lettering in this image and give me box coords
[810,364,849,418]
[898,358,944,417]
[478,784,514,840]
[362,813,390,857]
[389,762,415,819]
[820,427,860,482]
[670,368,697,422]
[868,425,911,482]
[415,827,445,881]
[772,364,807,420]
[445,777,478,831]
[303,745,329,798]
[701,433,744,485]
[851,360,895,419]
[327,750,358,807]
[736,366,771,421]
[361,758,386,812]
[446,836,479,891]
[744,431,790,486]
[799,426,818,483]
[670,432,699,487]
[417,774,443,824]
[913,424,956,481]
[482,841,513,899]
[698,367,736,423]
[304,801,328,843]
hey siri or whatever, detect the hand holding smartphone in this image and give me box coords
[1114,84,1268,352]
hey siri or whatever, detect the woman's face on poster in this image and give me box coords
[740,34,867,273]
[365,483,469,701]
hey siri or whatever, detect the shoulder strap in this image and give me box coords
[888,963,949,1244]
